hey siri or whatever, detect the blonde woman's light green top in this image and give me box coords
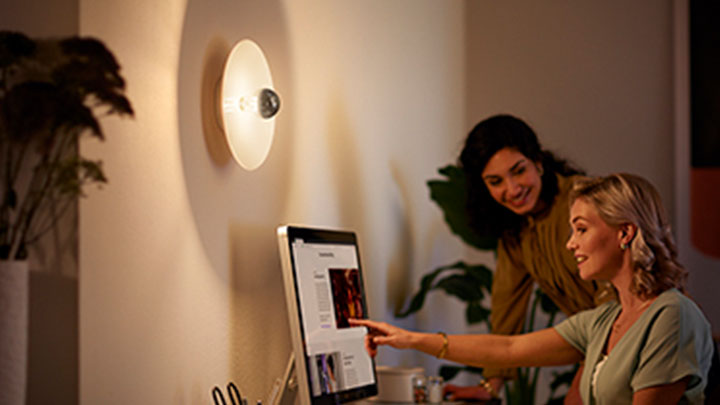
[555,289,713,405]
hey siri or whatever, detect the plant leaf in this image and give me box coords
[435,274,485,302]
[549,369,576,391]
[395,262,458,318]
[50,157,107,197]
[53,61,133,117]
[1,81,62,143]
[538,288,560,316]
[53,92,103,139]
[54,37,134,118]
[466,300,491,325]
[439,365,462,381]
[438,365,483,382]
[428,165,497,250]
[59,37,120,73]
[396,261,492,326]
[0,30,36,70]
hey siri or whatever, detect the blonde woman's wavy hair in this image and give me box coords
[569,173,687,299]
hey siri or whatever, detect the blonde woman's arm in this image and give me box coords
[348,319,582,369]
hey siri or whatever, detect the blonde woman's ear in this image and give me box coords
[618,223,637,249]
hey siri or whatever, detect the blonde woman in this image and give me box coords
[352,173,713,404]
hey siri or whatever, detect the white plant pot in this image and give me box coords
[0,260,29,405]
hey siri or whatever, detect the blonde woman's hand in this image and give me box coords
[349,319,415,357]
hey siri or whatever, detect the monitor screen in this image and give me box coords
[277,225,378,405]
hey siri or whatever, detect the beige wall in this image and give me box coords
[2,0,77,36]
[76,0,718,404]
[466,1,675,214]
[79,1,466,403]
[672,0,720,337]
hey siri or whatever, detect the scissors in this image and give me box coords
[212,382,243,405]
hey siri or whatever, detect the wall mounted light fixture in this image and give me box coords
[217,39,280,170]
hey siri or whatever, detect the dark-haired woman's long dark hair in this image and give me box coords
[459,115,583,239]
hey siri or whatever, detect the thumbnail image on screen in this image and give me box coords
[311,352,344,395]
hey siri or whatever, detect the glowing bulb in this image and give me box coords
[222,88,280,119]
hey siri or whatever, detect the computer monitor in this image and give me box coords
[277,225,378,405]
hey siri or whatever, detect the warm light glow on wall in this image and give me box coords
[217,39,280,170]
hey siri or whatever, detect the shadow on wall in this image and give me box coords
[200,37,234,167]
[324,88,415,323]
[177,0,294,401]
[326,90,367,237]
[387,163,413,315]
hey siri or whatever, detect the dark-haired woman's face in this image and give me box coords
[481,148,543,216]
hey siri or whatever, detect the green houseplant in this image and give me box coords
[0,30,133,404]
[0,30,133,260]
[397,165,574,404]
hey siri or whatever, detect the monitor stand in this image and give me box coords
[268,354,299,405]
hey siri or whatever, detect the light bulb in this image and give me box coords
[222,88,280,119]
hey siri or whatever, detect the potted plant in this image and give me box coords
[0,30,133,404]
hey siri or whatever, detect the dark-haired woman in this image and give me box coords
[446,115,601,402]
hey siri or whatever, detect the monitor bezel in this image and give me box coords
[277,225,378,405]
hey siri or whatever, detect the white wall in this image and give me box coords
[77,1,719,404]
[466,1,675,214]
[79,1,466,403]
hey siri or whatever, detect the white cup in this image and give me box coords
[375,366,425,402]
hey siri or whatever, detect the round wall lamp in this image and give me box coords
[216,39,280,170]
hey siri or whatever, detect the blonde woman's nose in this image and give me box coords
[566,234,576,251]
